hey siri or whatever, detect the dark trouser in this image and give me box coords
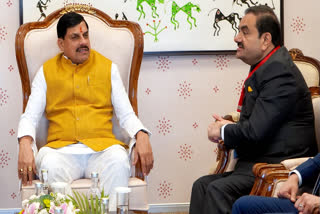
[232,196,298,214]
[189,170,255,214]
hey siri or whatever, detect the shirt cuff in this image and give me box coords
[123,117,151,139]
[221,124,228,141]
[17,117,36,141]
[289,169,302,187]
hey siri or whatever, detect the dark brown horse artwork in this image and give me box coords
[233,0,258,8]
[208,8,241,36]
[233,0,276,9]
[36,0,51,21]
[259,0,276,9]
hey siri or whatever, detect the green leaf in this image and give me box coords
[83,193,90,213]
[68,190,105,214]
[100,189,109,199]
[90,195,94,214]
[79,193,88,213]
[95,196,99,214]
[28,198,41,204]
[39,194,54,201]
[74,191,85,212]
[78,193,86,212]
[100,189,105,198]
[67,194,78,209]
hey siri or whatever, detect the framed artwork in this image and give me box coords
[20,0,283,54]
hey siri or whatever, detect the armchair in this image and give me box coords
[213,48,320,197]
[16,5,148,212]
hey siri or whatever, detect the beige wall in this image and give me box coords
[0,0,320,209]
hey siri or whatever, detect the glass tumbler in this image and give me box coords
[51,182,68,194]
[115,187,131,214]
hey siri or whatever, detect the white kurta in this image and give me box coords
[18,62,150,211]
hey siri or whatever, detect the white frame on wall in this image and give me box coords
[20,0,283,54]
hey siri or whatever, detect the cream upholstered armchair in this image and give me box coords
[213,48,320,197]
[16,5,148,213]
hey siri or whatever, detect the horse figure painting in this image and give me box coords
[208,8,241,36]
[137,0,164,20]
[233,0,257,8]
[170,1,201,30]
[37,0,51,21]
[233,0,276,9]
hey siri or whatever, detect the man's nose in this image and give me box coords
[79,36,88,44]
[234,33,241,43]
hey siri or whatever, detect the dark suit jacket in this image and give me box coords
[224,46,317,169]
[296,153,320,188]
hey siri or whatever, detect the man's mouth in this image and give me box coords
[237,42,244,49]
[76,46,89,53]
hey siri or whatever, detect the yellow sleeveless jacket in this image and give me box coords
[43,49,125,151]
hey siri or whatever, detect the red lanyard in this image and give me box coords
[237,46,280,112]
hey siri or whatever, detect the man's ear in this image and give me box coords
[261,32,273,50]
[57,38,64,52]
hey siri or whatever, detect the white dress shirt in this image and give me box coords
[221,124,227,140]
[18,62,149,155]
[289,170,303,186]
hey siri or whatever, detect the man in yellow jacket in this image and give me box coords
[17,12,153,210]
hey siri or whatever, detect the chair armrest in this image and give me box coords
[213,143,232,174]
[223,115,234,122]
[252,163,287,175]
[213,112,240,174]
[251,168,290,197]
[250,163,286,196]
[250,162,289,197]
[223,111,240,123]
[310,86,320,98]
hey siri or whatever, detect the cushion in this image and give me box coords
[280,157,310,171]
[294,61,320,88]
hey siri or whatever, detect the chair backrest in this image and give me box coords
[16,5,144,149]
[289,48,320,151]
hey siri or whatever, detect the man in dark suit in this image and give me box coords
[232,153,320,214]
[189,5,317,214]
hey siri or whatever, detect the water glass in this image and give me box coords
[115,187,131,214]
[101,197,109,214]
[51,182,68,194]
[34,182,43,196]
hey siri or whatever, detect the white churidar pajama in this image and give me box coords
[36,145,130,211]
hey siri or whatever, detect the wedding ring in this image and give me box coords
[28,166,32,172]
[299,203,304,208]
[19,168,23,174]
